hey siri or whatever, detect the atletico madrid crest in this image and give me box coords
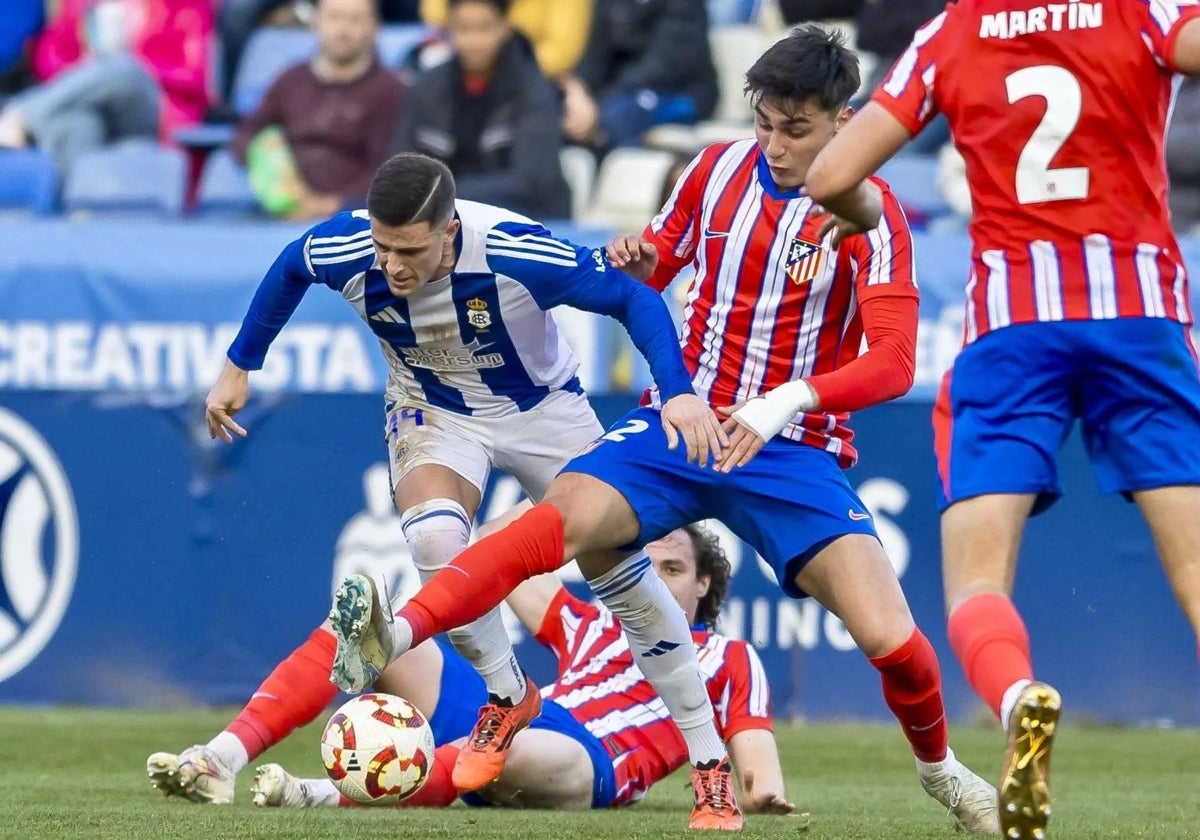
[785,236,825,285]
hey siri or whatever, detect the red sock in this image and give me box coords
[946,593,1033,719]
[225,627,338,761]
[394,744,461,808]
[398,503,565,646]
[870,628,949,763]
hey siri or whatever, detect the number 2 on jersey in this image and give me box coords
[1006,65,1090,205]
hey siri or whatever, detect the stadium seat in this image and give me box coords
[195,149,260,217]
[877,155,951,220]
[559,146,597,222]
[232,24,430,115]
[0,149,57,216]
[62,140,188,217]
[643,24,768,154]
[582,148,676,230]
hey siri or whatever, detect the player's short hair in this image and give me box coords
[367,153,457,228]
[682,524,731,630]
[744,23,861,113]
[448,0,511,14]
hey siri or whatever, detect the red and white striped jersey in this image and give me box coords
[643,139,917,467]
[872,0,1199,343]
[535,589,771,807]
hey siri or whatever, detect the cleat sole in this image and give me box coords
[999,684,1061,840]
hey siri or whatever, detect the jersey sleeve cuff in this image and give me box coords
[721,717,774,741]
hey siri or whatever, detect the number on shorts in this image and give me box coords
[1006,65,1089,205]
[602,419,650,443]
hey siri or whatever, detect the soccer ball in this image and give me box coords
[320,693,436,805]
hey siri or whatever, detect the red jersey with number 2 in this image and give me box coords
[872,0,1200,342]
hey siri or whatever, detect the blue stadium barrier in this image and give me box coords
[0,219,1198,724]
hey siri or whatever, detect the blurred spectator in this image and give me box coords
[217,0,418,106]
[561,0,718,151]
[0,0,213,173]
[1168,78,1200,234]
[231,0,403,220]
[936,142,971,220]
[0,1,45,95]
[778,0,861,21]
[419,0,591,79]
[394,0,570,219]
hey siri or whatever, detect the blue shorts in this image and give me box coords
[563,407,878,598]
[934,319,1200,514]
[428,639,617,808]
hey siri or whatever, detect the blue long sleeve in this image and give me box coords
[484,222,695,401]
[227,237,315,371]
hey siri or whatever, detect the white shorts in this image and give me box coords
[384,390,604,501]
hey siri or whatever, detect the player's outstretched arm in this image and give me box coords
[205,359,250,443]
[805,102,913,231]
[728,730,794,815]
[1176,17,1200,75]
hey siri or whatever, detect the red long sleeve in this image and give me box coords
[806,286,919,413]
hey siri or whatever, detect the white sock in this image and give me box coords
[1000,679,1033,732]
[206,731,250,774]
[402,499,526,703]
[302,777,341,807]
[916,745,958,777]
[589,553,726,766]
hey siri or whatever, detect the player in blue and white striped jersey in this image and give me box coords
[201,154,730,798]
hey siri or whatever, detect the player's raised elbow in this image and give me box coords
[882,351,917,402]
[1175,18,1200,76]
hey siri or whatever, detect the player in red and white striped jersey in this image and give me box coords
[243,525,794,815]
[639,136,917,467]
[807,4,1200,838]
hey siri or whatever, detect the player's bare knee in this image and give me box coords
[543,473,639,556]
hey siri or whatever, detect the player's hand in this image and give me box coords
[813,205,871,248]
[741,770,796,815]
[715,402,768,472]
[205,359,250,444]
[605,234,658,283]
[661,394,728,468]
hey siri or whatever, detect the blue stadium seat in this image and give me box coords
[0,150,57,216]
[195,148,260,217]
[232,24,429,115]
[62,140,188,217]
[877,155,951,219]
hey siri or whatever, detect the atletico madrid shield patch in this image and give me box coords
[785,236,825,285]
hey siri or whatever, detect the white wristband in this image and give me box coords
[731,380,818,441]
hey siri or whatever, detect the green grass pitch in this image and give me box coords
[1,707,1197,839]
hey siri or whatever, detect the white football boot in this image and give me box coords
[918,747,1002,835]
[329,573,394,694]
[251,764,338,808]
[146,746,236,804]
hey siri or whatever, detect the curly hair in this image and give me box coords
[681,523,732,630]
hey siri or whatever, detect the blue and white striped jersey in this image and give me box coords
[228,200,692,416]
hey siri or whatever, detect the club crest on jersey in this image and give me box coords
[786,236,825,285]
[465,298,491,331]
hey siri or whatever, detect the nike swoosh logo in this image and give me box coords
[704,228,730,239]
[848,510,872,521]
[910,715,945,732]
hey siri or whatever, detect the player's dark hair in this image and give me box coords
[683,524,731,630]
[744,24,860,113]
[367,153,457,228]
[447,0,511,15]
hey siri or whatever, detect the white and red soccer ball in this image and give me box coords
[320,693,436,805]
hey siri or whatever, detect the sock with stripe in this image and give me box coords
[869,627,949,763]
[588,552,726,766]
[401,499,525,703]
[215,627,338,771]
[946,592,1034,721]
[394,503,567,654]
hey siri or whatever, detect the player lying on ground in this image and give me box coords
[806,4,1200,839]
[198,151,737,821]
[331,25,1000,835]
[150,526,795,815]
